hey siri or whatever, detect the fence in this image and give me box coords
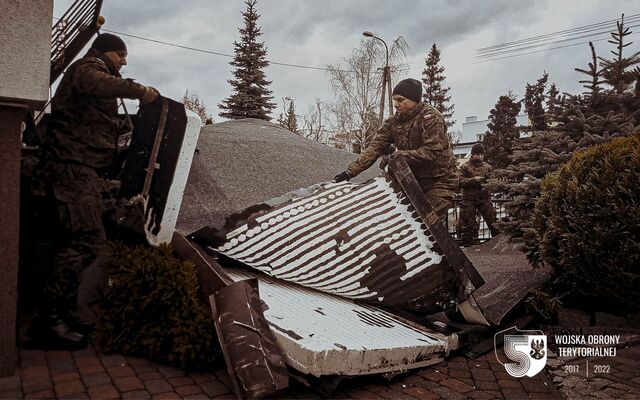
[446,196,510,244]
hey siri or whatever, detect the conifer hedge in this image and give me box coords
[93,244,221,370]
[533,133,640,313]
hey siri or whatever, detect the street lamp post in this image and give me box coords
[363,31,393,126]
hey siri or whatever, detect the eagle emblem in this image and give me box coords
[530,338,545,360]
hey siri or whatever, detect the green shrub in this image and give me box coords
[93,243,221,370]
[532,133,640,313]
[524,288,562,321]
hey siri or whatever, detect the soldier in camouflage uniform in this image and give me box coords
[28,33,159,349]
[334,78,457,218]
[458,143,498,246]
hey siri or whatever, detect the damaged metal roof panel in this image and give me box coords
[200,174,468,314]
[118,98,201,245]
[225,268,452,377]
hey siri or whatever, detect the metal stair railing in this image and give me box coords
[50,0,103,84]
[31,0,103,132]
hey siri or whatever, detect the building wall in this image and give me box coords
[455,114,531,163]
[453,142,474,159]
[0,0,53,376]
[0,107,26,377]
[0,0,53,109]
[461,115,530,143]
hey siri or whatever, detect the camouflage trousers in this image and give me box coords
[40,161,107,311]
[424,187,455,220]
[459,191,498,246]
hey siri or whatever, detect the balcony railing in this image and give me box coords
[445,195,510,245]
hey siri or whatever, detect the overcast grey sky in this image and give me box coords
[53,0,639,132]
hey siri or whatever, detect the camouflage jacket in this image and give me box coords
[459,159,493,195]
[347,102,457,191]
[42,48,147,169]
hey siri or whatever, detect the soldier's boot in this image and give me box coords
[66,311,95,335]
[26,309,88,350]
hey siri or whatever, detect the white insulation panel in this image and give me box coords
[226,268,450,377]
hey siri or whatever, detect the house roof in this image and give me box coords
[177,118,379,234]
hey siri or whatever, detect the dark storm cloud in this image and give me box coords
[257,0,547,53]
[53,0,639,129]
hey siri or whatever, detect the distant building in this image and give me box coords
[461,114,530,143]
[452,141,475,162]
[453,114,531,162]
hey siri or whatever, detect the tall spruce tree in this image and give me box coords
[277,99,300,134]
[557,38,639,141]
[422,44,455,133]
[594,14,640,122]
[524,72,549,131]
[218,0,275,120]
[483,93,521,169]
[598,14,640,94]
[576,42,604,106]
[545,83,561,124]
[487,16,640,264]
[286,101,299,134]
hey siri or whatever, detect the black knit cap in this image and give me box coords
[392,78,422,103]
[471,143,484,155]
[91,33,127,53]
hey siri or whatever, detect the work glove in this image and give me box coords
[333,170,353,183]
[379,154,393,169]
[140,86,160,105]
[379,152,403,169]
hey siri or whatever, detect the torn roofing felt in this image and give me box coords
[176,118,379,235]
[190,166,485,316]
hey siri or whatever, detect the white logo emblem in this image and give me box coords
[494,327,547,378]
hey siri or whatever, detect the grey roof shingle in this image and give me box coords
[177,118,379,234]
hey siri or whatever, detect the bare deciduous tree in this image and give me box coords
[449,129,463,144]
[301,98,327,142]
[326,38,407,153]
[181,89,212,125]
[277,97,299,134]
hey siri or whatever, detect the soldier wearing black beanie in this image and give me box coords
[91,32,128,54]
[334,76,458,220]
[471,143,484,155]
[459,141,498,246]
[27,31,159,350]
[392,78,422,103]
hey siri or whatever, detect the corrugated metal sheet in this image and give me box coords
[212,176,459,312]
[226,268,451,376]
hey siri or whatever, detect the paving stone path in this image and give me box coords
[0,343,572,399]
[547,337,640,400]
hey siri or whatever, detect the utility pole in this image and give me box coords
[386,66,393,120]
[363,31,393,126]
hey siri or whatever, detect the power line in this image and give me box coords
[402,13,640,71]
[477,22,640,59]
[401,30,640,70]
[103,28,351,72]
[477,13,640,53]
[475,13,640,61]
[477,17,640,57]
[52,15,354,73]
[102,29,234,58]
[474,33,640,64]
